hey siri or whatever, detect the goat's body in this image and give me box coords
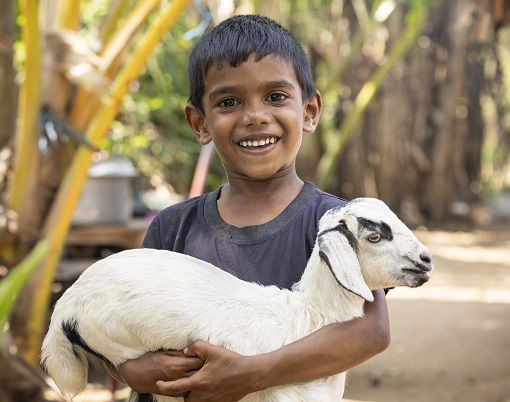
[42,198,432,402]
[54,250,304,361]
[43,249,352,402]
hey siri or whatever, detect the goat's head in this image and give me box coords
[317,198,433,302]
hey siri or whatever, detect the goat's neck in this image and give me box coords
[293,247,366,329]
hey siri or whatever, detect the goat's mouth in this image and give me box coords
[403,268,429,278]
[402,267,431,286]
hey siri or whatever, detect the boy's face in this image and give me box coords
[185,54,321,182]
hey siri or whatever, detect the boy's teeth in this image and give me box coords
[239,137,276,147]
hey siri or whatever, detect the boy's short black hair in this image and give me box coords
[187,14,317,113]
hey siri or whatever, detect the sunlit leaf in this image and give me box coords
[0,240,50,345]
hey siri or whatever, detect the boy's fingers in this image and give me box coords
[184,339,216,358]
[159,352,204,377]
[156,378,192,397]
[162,349,188,357]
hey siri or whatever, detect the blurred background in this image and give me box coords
[0,0,509,401]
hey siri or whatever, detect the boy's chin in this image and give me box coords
[233,169,296,182]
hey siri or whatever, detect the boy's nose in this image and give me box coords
[242,104,271,126]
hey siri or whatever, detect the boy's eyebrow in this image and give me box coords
[208,86,238,100]
[266,79,296,91]
[208,80,297,101]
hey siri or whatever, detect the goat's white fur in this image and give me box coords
[41,198,433,402]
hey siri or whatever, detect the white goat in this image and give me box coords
[41,198,433,402]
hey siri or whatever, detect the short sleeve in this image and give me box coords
[142,217,162,249]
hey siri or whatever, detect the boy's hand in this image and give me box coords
[156,340,260,402]
[118,350,204,396]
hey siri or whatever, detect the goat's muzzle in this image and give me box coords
[402,254,433,287]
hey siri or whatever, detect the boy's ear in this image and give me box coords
[185,104,212,145]
[303,90,322,134]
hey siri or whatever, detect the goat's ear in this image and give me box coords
[318,224,374,302]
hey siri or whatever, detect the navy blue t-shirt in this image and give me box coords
[142,182,346,290]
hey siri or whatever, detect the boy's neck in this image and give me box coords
[217,175,304,228]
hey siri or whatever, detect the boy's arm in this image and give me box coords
[153,289,390,402]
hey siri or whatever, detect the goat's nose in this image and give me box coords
[420,252,432,264]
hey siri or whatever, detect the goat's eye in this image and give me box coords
[368,233,382,243]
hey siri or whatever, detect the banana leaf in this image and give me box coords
[0,240,50,345]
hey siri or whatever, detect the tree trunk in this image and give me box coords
[423,1,470,222]
[0,0,17,149]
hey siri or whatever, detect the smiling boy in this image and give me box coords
[115,15,390,402]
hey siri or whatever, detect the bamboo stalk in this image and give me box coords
[21,0,191,365]
[7,0,41,238]
[8,0,40,211]
[70,0,161,133]
[97,0,130,46]
[318,1,427,188]
[320,0,396,146]
[101,0,162,69]
[55,0,80,30]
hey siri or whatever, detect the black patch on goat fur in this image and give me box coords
[319,250,334,275]
[318,220,358,253]
[61,320,108,362]
[319,250,367,300]
[357,217,393,241]
[128,392,156,402]
[319,250,338,285]
[318,221,363,291]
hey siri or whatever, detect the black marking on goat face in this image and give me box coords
[62,320,108,363]
[318,219,358,253]
[356,217,393,241]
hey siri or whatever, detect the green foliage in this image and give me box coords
[80,0,111,27]
[0,240,50,345]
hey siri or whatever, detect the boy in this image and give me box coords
[115,14,389,402]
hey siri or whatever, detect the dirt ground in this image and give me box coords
[72,225,510,402]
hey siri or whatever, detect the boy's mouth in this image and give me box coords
[237,136,279,148]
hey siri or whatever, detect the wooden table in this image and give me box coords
[57,219,151,282]
[65,219,151,249]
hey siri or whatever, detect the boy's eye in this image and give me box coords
[267,93,287,102]
[219,98,238,108]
